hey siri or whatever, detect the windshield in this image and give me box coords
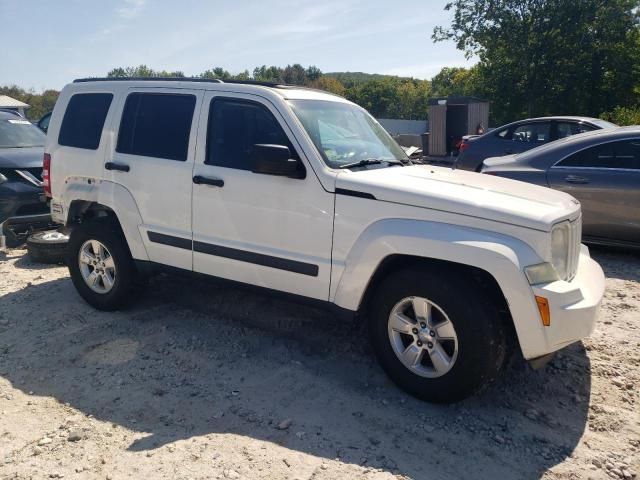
[288,99,408,168]
[0,118,46,148]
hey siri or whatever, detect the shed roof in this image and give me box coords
[428,96,487,106]
[0,95,30,108]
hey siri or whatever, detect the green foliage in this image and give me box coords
[601,106,640,126]
[107,65,185,78]
[325,72,410,86]
[434,0,640,124]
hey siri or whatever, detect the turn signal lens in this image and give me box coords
[535,295,551,327]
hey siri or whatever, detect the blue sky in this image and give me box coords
[0,0,474,92]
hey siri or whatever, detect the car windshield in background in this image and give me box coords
[0,118,46,148]
[288,99,408,168]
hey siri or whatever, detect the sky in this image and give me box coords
[0,0,474,92]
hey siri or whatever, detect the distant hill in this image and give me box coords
[325,72,413,84]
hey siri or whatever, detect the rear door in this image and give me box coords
[547,139,640,243]
[104,88,203,269]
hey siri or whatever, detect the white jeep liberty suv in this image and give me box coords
[44,78,605,403]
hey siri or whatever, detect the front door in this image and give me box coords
[104,88,203,270]
[191,92,334,300]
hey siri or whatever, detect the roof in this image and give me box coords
[68,77,349,103]
[0,95,29,108]
[515,125,640,162]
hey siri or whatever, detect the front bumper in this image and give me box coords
[529,245,605,356]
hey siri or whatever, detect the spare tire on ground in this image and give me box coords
[26,230,69,264]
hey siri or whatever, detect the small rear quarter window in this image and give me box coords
[58,93,113,150]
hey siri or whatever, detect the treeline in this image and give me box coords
[105,64,432,120]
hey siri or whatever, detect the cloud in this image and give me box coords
[116,0,146,20]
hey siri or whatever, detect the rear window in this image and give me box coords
[116,93,196,161]
[58,93,113,150]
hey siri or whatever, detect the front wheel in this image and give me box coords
[368,266,508,403]
[67,218,138,311]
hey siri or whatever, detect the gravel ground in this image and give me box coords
[0,246,638,480]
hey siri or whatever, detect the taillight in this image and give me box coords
[459,142,470,152]
[43,153,51,197]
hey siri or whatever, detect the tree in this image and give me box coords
[434,0,640,124]
[308,76,347,96]
[107,65,185,78]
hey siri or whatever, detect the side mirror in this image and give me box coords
[251,144,304,179]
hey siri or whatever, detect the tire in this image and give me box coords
[26,231,69,264]
[67,218,138,311]
[368,266,508,403]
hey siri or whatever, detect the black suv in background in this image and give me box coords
[0,110,52,247]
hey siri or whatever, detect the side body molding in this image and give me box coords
[331,219,547,359]
[62,180,149,262]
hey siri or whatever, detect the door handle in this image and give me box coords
[565,175,589,184]
[193,175,224,187]
[105,162,130,172]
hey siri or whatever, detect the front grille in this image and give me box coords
[567,215,581,282]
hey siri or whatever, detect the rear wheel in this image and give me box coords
[368,266,508,403]
[67,219,137,311]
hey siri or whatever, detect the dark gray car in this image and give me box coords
[482,127,640,247]
[0,111,52,246]
[457,116,617,171]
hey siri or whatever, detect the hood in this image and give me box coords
[335,164,580,231]
[0,147,44,169]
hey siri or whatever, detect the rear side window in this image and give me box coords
[557,140,640,169]
[117,93,196,161]
[556,122,595,139]
[206,98,297,170]
[58,93,113,149]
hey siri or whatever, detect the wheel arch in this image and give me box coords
[332,218,548,359]
[62,181,149,262]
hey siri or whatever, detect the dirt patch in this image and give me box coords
[0,246,638,479]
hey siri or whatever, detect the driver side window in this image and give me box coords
[206,98,298,171]
[511,123,551,143]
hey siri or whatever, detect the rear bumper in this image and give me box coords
[528,245,605,357]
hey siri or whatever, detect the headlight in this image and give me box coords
[524,263,559,285]
[0,173,7,184]
[551,221,570,280]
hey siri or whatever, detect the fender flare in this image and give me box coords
[331,219,547,359]
[63,180,149,261]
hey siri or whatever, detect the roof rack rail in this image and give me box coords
[71,76,345,98]
[73,77,224,84]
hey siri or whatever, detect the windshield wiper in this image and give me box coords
[337,158,405,170]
